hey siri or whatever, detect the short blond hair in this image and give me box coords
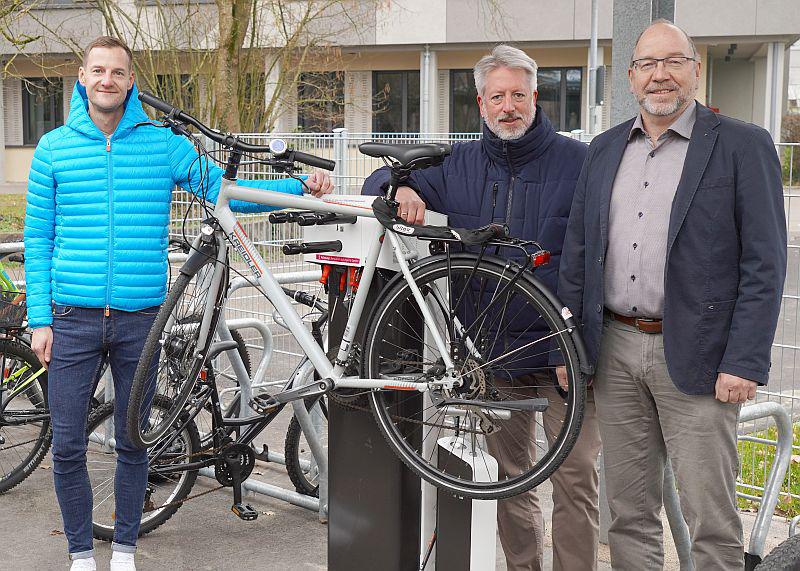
[83,36,133,70]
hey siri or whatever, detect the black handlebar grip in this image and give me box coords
[139,91,180,117]
[282,241,343,255]
[293,150,336,171]
[268,212,291,224]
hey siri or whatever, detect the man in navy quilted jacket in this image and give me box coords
[362,45,601,571]
[24,36,331,571]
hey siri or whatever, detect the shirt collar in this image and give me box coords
[629,99,697,141]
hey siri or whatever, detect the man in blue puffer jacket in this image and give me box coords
[363,45,601,571]
[24,36,331,571]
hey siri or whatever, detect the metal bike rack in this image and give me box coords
[193,268,329,522]
[656,402,793,570]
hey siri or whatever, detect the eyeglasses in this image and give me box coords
[630,56,696,72]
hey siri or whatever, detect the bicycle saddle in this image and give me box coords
[358,142,451,169]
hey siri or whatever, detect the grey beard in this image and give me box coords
[485,108,536,141]
[639,92,686,116]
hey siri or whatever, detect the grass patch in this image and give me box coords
[738,422,800,517]
[0,194,26,234]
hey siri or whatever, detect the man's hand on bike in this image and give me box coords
[555,366,569,391]
[396,186,426,225]
[31,326,53,369]
[305,169,334,197]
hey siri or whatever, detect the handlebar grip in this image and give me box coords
[293,150,336,172]
[282,241,342,255]
[139,91,181,118]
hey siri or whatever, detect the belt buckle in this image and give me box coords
[634,317,660,333]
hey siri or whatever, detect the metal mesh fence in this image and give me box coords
[171,131,800,511]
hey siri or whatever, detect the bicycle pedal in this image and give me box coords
[249,395,278,414]
[231,502,258,521]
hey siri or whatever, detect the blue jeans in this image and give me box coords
[49,305,159,559]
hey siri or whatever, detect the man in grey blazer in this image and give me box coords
[556,20,786,569]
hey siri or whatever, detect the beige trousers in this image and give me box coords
[593,317,743,570]
[487,379,602,571]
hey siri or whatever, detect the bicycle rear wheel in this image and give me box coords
[284,396,328,497]
[0,339,51,493]
[128,257,226,448]
[88,396,200,540]
[361,253,585,500]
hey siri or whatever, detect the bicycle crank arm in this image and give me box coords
[253,378,334,411]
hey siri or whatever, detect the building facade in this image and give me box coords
[1,0,799,183]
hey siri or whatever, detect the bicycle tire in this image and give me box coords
[361,253,585,500]
[197,328,252,448]
[755,534,800,570]
[284,396,328,497]
[0,339,51,494]
[88,396,200,540]
[128,256,226,448]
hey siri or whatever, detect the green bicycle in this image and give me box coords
[0,253,51,494]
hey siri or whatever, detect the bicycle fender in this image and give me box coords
[180,241,218,276]
[527,275,594,376]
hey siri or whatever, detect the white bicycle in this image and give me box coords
[125,91,590,514]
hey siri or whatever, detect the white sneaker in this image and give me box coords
[70,558,96,571]
[110,553,136,571]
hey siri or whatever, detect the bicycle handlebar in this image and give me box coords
[138,91,336,171]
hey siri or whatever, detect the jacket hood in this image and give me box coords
[66,81,149,140]
[481,105,558,170]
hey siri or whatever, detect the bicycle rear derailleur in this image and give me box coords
[215,443,258,521]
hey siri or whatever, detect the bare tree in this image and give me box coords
[1,0,375,132]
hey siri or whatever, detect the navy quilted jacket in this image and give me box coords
[362,108,588,372]
[24,82,303,328]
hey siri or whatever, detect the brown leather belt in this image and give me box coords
[608,310,663,334]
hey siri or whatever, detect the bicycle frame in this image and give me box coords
[209,177,458,395]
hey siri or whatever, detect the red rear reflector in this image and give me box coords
[200,370,207,380]
[532,250,551,267]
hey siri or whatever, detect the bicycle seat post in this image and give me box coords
[386,168,409,202]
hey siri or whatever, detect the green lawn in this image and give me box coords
[738,422,800,517]
[0,194,26,233]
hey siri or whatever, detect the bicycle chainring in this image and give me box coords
[214,443,256,486]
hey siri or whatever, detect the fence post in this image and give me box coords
[333,128,348,194]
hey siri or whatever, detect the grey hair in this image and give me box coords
[631,19,699,66]
[473,45,538,96]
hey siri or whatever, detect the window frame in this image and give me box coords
[448,69,481,133]
[372,70,420,133]
[297,71,345,134]
[537,66,582,132]
[21,77,64,146]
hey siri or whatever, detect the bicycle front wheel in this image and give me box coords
[128,257,225,448]
[362,253,585,500]
[0,339,51,493]
[88,396,200,540]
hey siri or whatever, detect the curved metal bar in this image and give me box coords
[739,402,792,557]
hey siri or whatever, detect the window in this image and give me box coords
[373,71,420,133]
[149,74,196,112]
[22,78,64,145]
[450,69,481,133]
[297,72,345,133]
[536,67,582,132]
[240,73,267,131]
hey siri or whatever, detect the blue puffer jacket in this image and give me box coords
[362,108,587,373]
[24,82,303,328]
